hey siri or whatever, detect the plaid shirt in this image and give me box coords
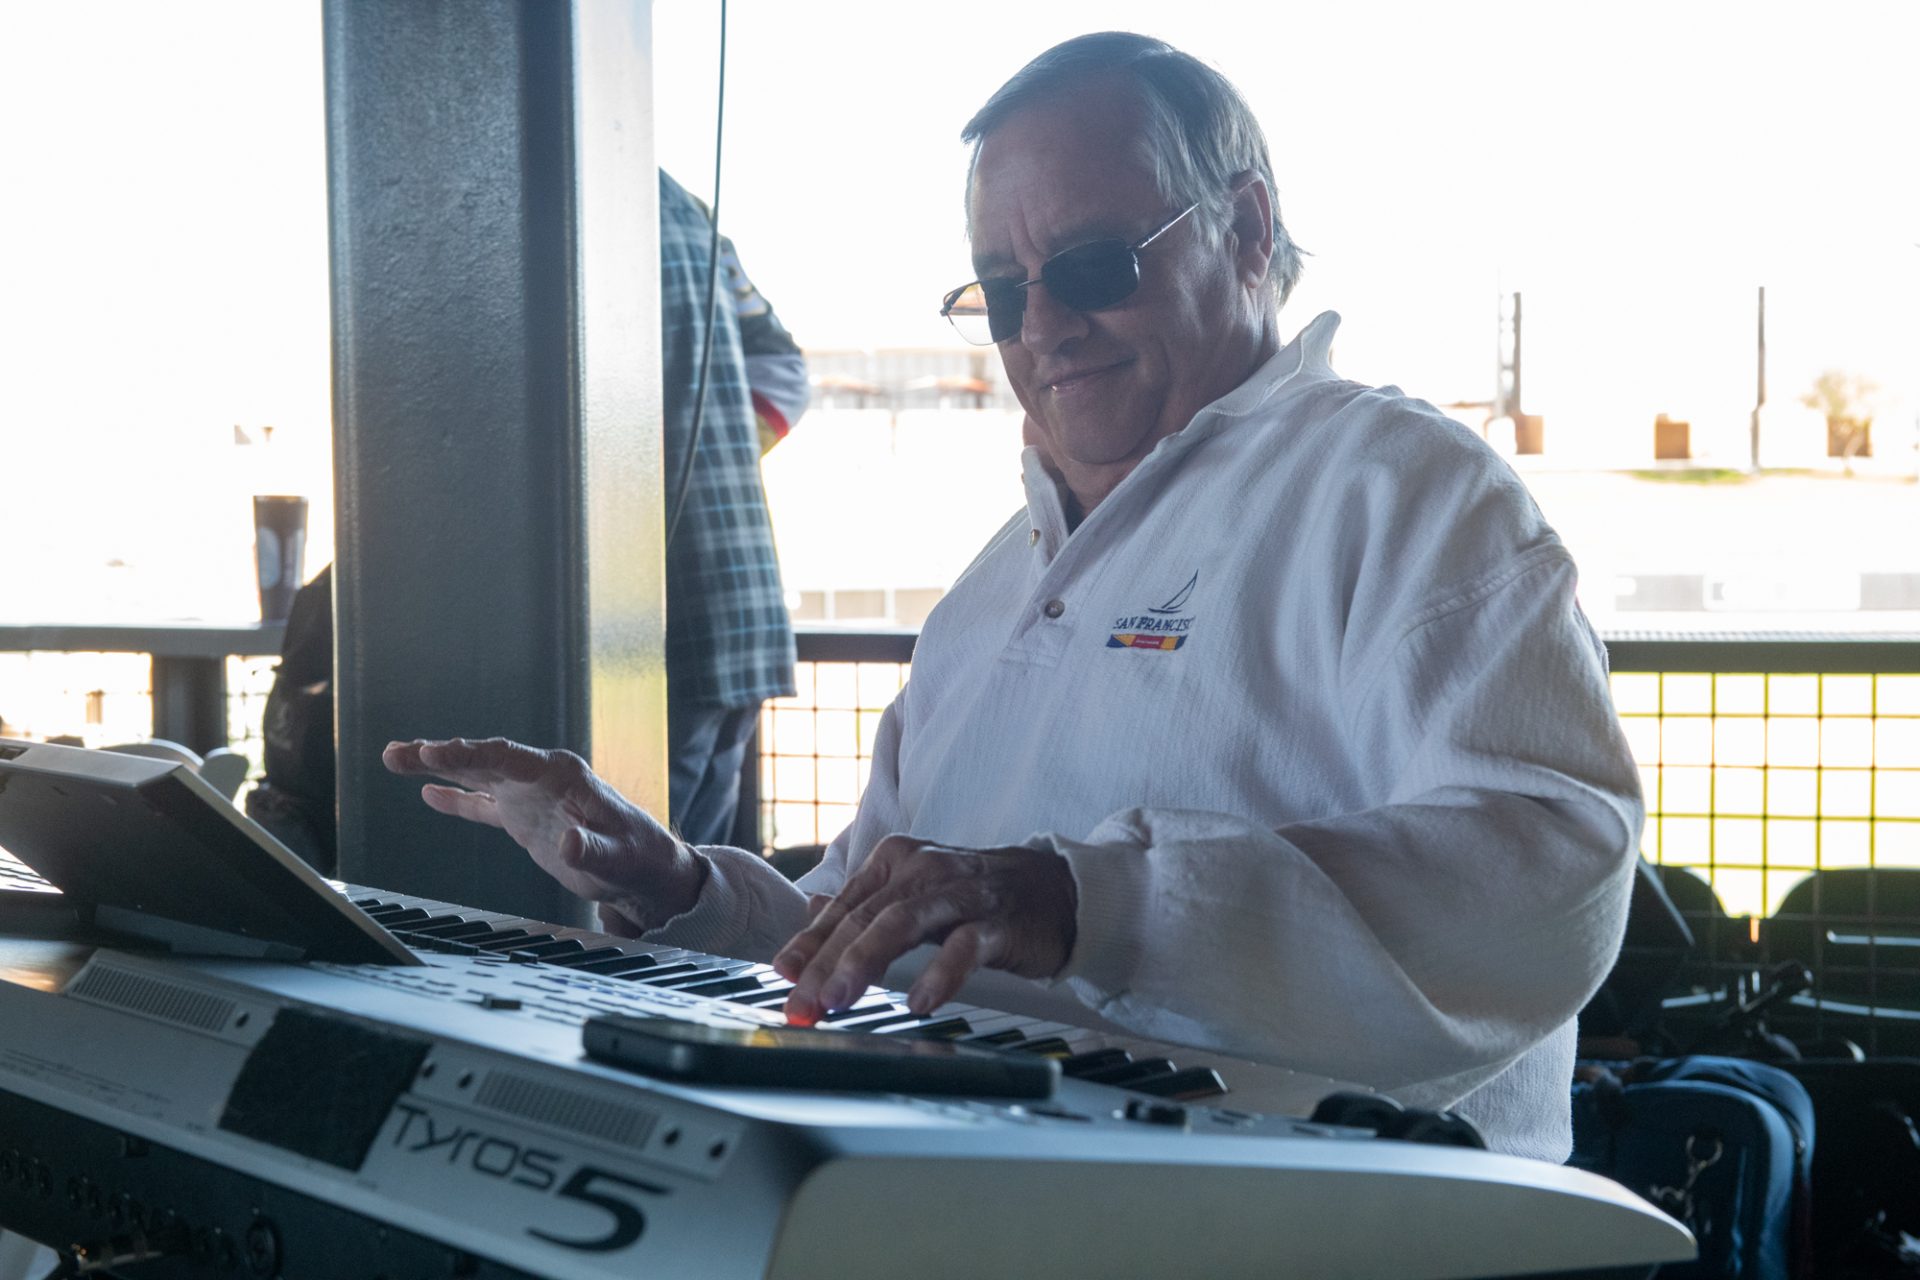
[658,172,796,708]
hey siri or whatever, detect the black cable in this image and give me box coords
[663,0,727,545]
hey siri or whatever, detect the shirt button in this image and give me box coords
[1043,599,1066,619]
[1029,529,1040,546]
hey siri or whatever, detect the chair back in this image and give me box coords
[1767,868,1920,1007]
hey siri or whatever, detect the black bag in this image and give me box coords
[1786,1058,1920,1277]
[245,564,336,873]
[1572,1055,1816,1280]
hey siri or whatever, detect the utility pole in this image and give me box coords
[1495,290,1542,454]
[1750,285,1766,473]
[1495,290,1521,423]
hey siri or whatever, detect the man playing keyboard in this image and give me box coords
[386,32,1641,1163]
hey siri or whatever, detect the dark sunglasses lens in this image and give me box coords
[981,280,1026,344]
[1042,241,1139,312]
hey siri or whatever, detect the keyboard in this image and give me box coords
[0,843,60,899]
[341,881,1280,1108]
[0,849,1694,1277]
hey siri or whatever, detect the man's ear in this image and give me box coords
[1227,170,1275,290]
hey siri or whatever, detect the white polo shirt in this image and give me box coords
[660,312,1642,1161]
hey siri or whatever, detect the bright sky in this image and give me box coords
[2,1,1913,430]
[0,0,1915,618]
[653,0,1918,437]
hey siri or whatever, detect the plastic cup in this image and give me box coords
[254,495,309,623]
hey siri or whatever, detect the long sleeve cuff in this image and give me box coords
[1037,825,1153,996]
[639,843,809,962]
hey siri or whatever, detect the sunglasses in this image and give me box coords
[941,202,1200,346]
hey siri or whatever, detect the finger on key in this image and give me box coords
[908,920,997,1016]
[772,851,899,981]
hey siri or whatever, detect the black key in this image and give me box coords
[676,974,771,998]
[406,934,482,954]
[1129,1068,1229,1101]
[543,948,627,968]
[605,962,702,983]
[819,999,901,1025]
[1079,1058,1176,1087]
[366,907,432,926]
[474,930,548,951]
[613,956,707,975]
[390,919,471,940]
[1011,1037,1072,1058]
[574,953,659,975]
[1060,1049,1133,1078]
[404,917,479,937]
[649,968,734,989]
[887,1017,974,1040]
[726,984,796,1007]
[511,939,588,959]
[411,920,498,940]
[353,896,388,908]
[830,1009,924,1033]
[965,1028,1027,1046]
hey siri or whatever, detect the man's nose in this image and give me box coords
[1017,280,1089,354]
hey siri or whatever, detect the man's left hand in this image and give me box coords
[771,835,1078,1023]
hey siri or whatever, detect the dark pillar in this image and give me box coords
[324,0,666,922]
[149,656,227,757]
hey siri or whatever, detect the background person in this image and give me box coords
[255,175,805,867]
[657,170,806,847]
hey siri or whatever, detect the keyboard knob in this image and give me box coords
[1308,1091,1406,1133]
[1123,1099,1188,1128]
[1395,1109,1487,1149]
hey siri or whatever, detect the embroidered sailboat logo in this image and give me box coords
[1108,571,1198,651]
[1148,571,1197,615]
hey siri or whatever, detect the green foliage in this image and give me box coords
[1801,370,1878,426]
[1626,468,1751,485]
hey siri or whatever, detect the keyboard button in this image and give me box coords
[1060,1049,1133,1078]
[1012,1037,1073,1058]
[1079,1058,1176,1087]
[1129,1068,1229,1101]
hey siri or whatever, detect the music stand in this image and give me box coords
[0,738,415,965]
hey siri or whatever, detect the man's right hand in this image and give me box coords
[381,738,704,934]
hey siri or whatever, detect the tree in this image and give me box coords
[1801,369,1877,466]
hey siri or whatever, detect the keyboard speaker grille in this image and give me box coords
[475,1071,657,1148]
[69,965,237,1033]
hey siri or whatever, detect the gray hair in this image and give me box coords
[962,32,1303,305]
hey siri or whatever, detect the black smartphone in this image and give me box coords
[582,1015,1058,1099]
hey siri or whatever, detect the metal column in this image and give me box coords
[324,0,666,921]
[149,656,227,757]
